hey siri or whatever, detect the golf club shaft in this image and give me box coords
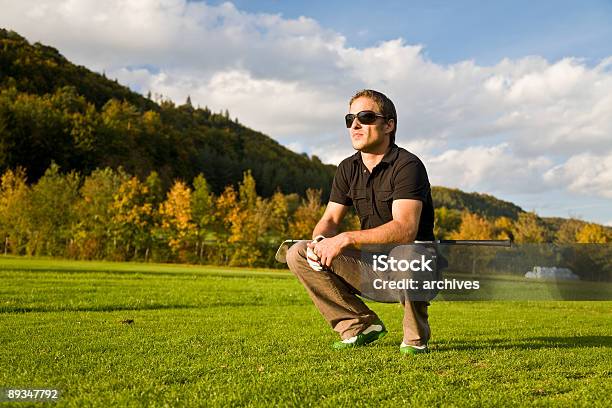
[432,239,512,247]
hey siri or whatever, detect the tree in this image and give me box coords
[0,167,30,254]
[27,163,80,256]
[158,180,196,260]
[555,219,583,244]
[109,176,154,260]
[434,207,462,239]
[72,167,127,259]
[288,189,325,239]
[512,212,547,243]
[212,171,275,266]
[215,185,240,264]
[230,170,268,266]
[449,211,495,240]
[268,190,289,238]
[576,223,610,243]
[493,216,514,241]
[192,173,215,260]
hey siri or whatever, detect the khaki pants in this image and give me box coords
[286,240,430,346]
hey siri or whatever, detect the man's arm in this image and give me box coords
[343,199,422,245]
[314,199,422,267]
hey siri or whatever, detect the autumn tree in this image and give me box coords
[27,163,80,256]
[449,211,495,240]
[576,223,610,243]
[214,185,240,265]
[554,219,583,244]
[110,176,154,260]
[288,189,325,239]
[0,167,30,254]
[72,167,128,259]
[493,216,514,241]
[512,212,547,243]
[230,171,271,266]
[434,207,462,239]
[158,180,196,260]
[192,173,215,260]
[268,190,289,238]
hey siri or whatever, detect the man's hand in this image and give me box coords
[307,233,351,268]
[306,236,325,271]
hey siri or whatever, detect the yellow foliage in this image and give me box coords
[576,223,610,243]
[434,207,461,239]
[449,212,495,240]
[288,189,325,239]
[216,186,245,243]
[159,180,196,252]
[493,216,514,240]
[512,212,547,243]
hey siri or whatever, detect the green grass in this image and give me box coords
[0,257,610,407]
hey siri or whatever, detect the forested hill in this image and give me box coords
[432,186,523,219]
[0,29,336,197]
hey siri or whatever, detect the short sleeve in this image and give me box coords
[329,161,352,206]
[392,159,430,201]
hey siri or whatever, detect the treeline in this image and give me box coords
[434,207,610,244]
[0,165,358,267]
[0,29,335,197]
[1,165,609,268]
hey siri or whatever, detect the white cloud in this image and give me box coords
[426,144,554,195]
[544,153,612,198]
[1,0,611,221]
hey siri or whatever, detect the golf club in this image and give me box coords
[417,239,512,247]
[274,239,512,263]
[274,240,302,263]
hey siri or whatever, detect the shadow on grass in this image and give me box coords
[0,304,197,313]
[0,300,309,314]
[434,336,612,351]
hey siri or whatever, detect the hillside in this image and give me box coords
[432,186,524,219]
[0,29,335,197]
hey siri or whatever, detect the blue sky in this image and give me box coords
[209,0,612,65]
[2,0,612,225]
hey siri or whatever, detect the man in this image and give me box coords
[286,89,435,355]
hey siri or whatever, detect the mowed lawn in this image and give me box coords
[0,258,610,407]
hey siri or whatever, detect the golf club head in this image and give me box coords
[275,240,300,263]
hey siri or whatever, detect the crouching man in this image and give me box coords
[287,89,436,355]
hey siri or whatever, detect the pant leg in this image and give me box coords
[402,301,430,346]
[385,244,435,346]
[286,241,379,339]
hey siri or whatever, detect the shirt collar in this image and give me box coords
[352,143,399,166]
[381,143,399,165]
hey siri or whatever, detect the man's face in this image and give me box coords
[348,97,393,153]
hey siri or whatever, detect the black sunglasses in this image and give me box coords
[345,110,387,128]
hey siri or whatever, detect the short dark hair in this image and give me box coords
[349,89,397,144]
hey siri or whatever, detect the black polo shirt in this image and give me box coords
[329,144,435,241]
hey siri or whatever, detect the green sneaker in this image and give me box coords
[399,342,429,355]
[332,320,387,350]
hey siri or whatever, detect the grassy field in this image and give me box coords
[0,257,610,407]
